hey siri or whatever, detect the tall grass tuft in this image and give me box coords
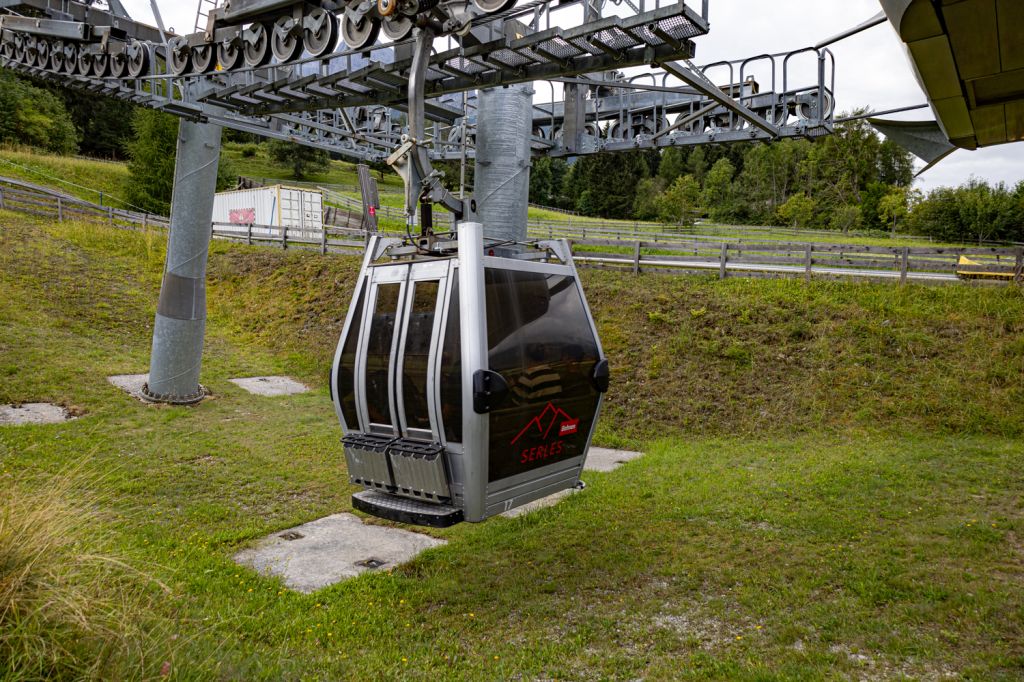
[0,471,166,680]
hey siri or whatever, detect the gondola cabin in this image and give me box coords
[330,223,609,526]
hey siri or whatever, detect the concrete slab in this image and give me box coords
[229,376,310,397]
[107,373,150,401]
[585,447,644,472]
[0,403,73,426]
[234,513,445,593]
[502,489,575,518]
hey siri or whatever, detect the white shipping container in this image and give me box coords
[212,185,324,243]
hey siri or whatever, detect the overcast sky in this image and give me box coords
[122,0,1023,191]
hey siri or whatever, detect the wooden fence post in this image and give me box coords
[142,213,148,230]
[108,207,114,228]
[900,247,909,284]
[633,241,641,275]
[247,222,252,245]
[0,187,5,210]
[719,242,728,279]
[57,197,63,222]
[282,223,287,250]
[321,226,328,255]
[1015,247,1023,284]
[804,245,812,282]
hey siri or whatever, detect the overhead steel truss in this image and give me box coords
[0,0,835,164]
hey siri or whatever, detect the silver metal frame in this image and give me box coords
[394,259,451,442]
[331,235,400,432]
[356,263,408,436]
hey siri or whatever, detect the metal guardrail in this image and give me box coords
[3,177,1022,285]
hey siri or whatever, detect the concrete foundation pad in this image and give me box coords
[0,403,73,426]
[502,489,576,518]
[229,376,310,397]
[234,513,445,593]
[107,374,150,401]
[585,447,644,472]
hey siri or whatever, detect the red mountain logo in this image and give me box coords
[510,402,579,445]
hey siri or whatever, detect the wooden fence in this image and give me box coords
[0,177,169,231]
[3,176,1021,285]
[572,239,1023,284]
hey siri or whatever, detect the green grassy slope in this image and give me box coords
[0,147,134,208]
[220,142,405,192]
[1,213,1023,679]
[207,240,1024,446]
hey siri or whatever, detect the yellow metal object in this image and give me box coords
[956,255,1015,281]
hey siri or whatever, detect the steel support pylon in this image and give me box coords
[144,119,223,404]
[474,84,533,243]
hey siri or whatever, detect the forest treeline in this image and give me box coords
[2,70,1021,243]
[530,114,1024,243]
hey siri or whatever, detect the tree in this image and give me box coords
[529,157,554,206]
[656,174,700,225]
[906,180,1022,244]
[267,139,330,180]
[53,88,135,159]
[687,145,708,186]
[125,109,179,215]
[572,151,654,218]
[658,146,686,184]
[878,186,910,235]
[702,157,735,219]
[777,192,815,228]
[0,71,77,154]
[829,205,862,233]
[126,110,236,215]
[877,138,915,187]
[633,177,667,220]
[737,140,809,223]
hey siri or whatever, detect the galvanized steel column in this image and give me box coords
[144,119,222,404]
[474,84,533,243]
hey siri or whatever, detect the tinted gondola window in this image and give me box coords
[365,283,401,427]
[337,283,365,430]
[439,280,462,443]
[401,281,439,433]
[484,269,601,482]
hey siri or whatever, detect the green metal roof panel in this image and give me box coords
[944,0,1000,81]
[884,0,1024,149]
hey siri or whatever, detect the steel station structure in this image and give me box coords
[0,1,838,163]
[0,0,849,524]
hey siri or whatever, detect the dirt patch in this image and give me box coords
[653,611,745,651]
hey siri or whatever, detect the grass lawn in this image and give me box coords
[220,142,404,193]
[0,146,133,209]
[2,204,1023,675]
